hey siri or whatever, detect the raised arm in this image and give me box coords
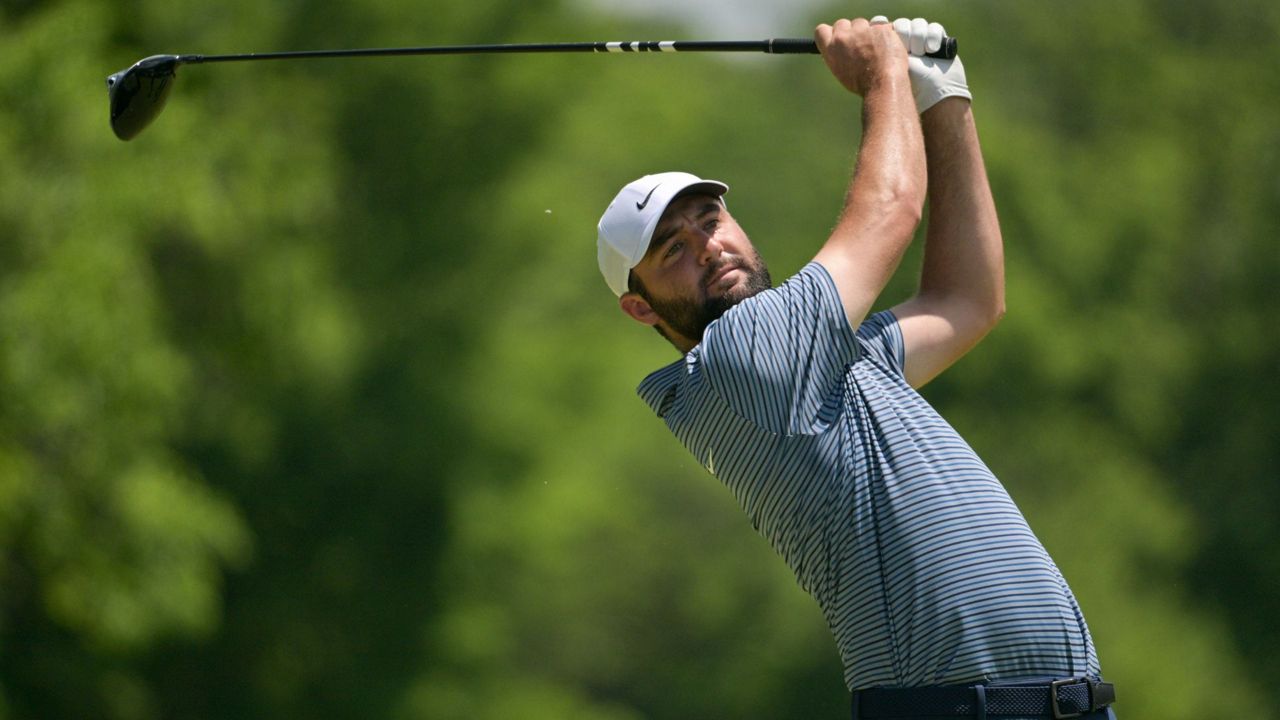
[892,96,1005,389]
[811,18,927,330]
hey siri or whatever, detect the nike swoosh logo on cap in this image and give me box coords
[636,185,659,211]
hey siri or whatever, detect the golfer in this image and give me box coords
[596,16,1116,720]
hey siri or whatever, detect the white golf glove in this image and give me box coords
[871,15,971,113]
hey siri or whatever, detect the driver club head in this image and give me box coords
[107,55,181,141]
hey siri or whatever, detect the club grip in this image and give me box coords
[767,36,958,60]
[932,36,958,60]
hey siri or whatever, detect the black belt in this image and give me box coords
[855,677,1116,719]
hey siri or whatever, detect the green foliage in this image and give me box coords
[1,0,1277,718]
[0,0,253,644]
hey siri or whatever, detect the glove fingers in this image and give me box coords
[870,14,889,25]
[893,17,943,57]
[909,18,928,56]
[926,22,946,54]
[892,17,912,51]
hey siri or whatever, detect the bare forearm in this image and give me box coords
[918,99,1004,321]
[817,70,927,321]
[841,74,927,248]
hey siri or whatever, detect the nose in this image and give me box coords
[696,229,724,266]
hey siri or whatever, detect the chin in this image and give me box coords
[704,282,762,323]
[733,282,768,303]
[720,272,770,307]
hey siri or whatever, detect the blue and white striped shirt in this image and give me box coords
[637,262,1100,690]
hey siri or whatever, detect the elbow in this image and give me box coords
[987,301,1006,332]
[982,294,1006,333]
[969,263,1006,333]
[991,279,1007,327]
[954,292,1005,338]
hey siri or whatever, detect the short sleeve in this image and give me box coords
[695,262,860,436]
[853,308,906,376]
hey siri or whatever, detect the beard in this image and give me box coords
[642,249,772,345]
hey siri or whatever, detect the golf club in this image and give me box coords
[107,36,957,141]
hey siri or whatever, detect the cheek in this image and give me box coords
[720,226,749,251]
[661,262,708,300]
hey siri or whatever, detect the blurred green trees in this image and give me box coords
[0,0,1276,718]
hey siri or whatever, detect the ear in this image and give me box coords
[619,292,660,327]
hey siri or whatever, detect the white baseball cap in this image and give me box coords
[596,171,729,296]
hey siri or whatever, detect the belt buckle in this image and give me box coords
[1049,677,1089,720]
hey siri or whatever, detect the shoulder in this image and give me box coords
[692,263,862,435]
[704,262,849,346]
[854,308,906,371]
[637,356,688,418]
[635,264,896,431]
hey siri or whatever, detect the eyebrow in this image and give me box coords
[648,201,721,257]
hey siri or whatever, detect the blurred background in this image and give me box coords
[2,0,1277,717]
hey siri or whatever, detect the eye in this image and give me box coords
[704,218,720,233]
[664,240,684,260]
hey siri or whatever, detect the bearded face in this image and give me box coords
[630,246,772,345]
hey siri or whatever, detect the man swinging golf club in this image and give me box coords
[596,15,1117,720]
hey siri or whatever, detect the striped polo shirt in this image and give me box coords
[637,262,1100,690]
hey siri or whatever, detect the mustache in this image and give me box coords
[702,257,744,287]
